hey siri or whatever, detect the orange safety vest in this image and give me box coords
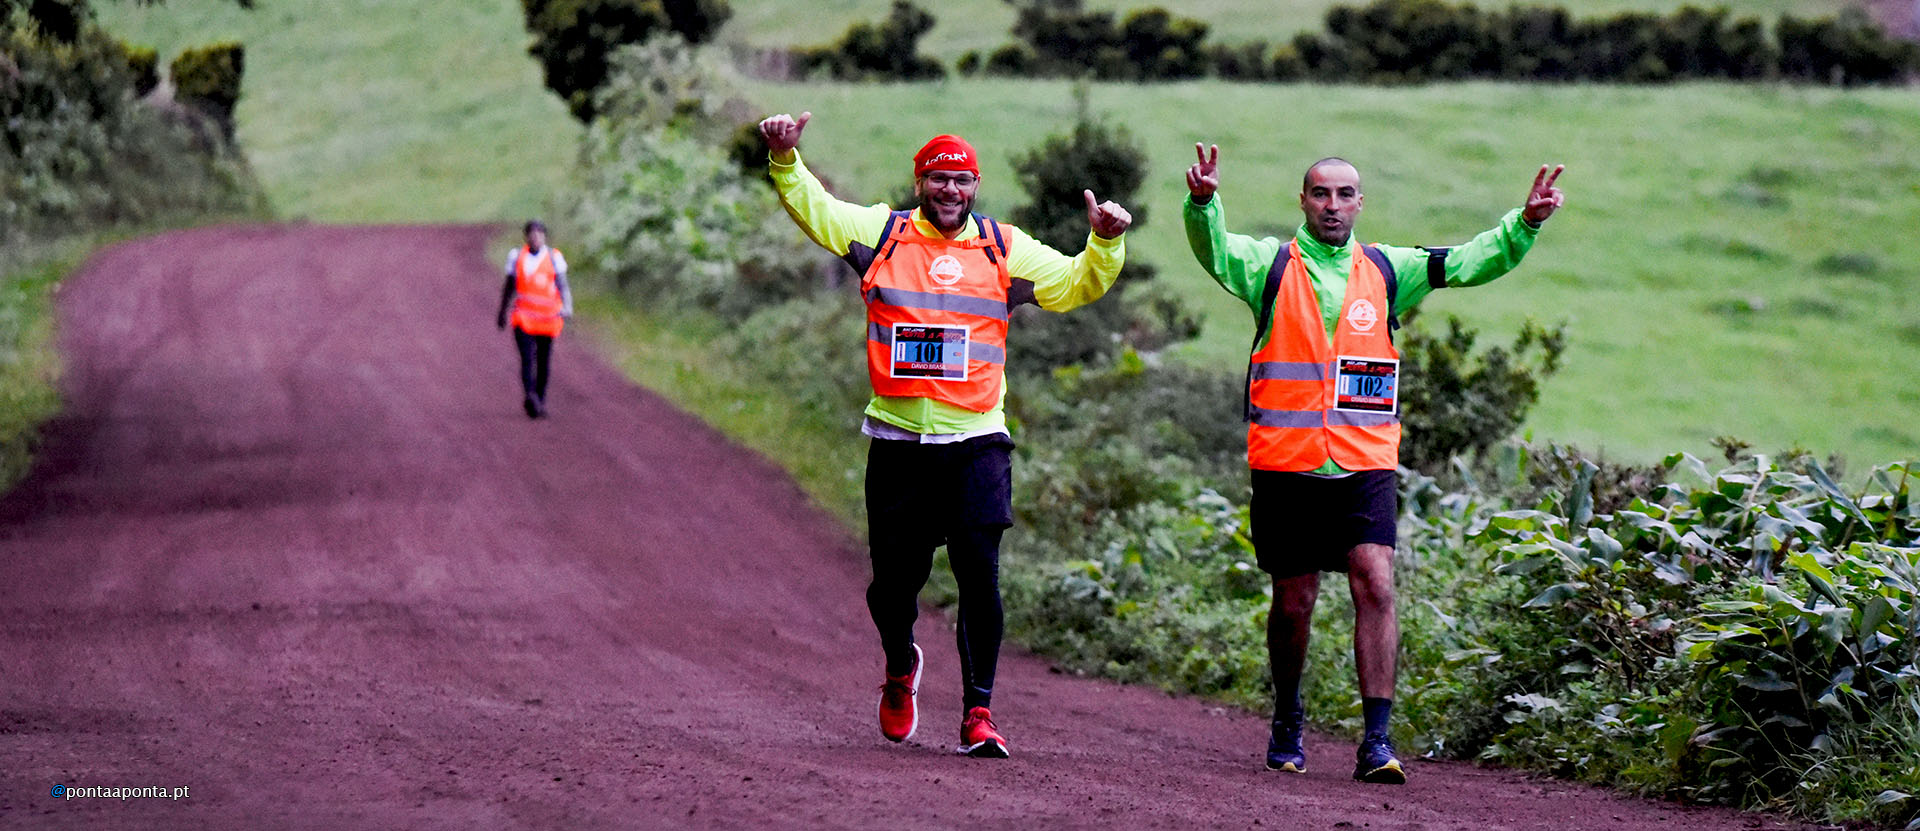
[1245,241,1401,471]
[510,245,565,337]
[850,211,1011,413]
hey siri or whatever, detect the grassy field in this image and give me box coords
[720,0,1853,61]
[96,0,579,223]
[743,78,1920,467]
[90,1,1917,467]
[0,253,65,492]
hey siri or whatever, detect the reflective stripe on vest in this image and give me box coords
[511,246,564,337]
[862,213,1011,413]
[1246,241,1401,471]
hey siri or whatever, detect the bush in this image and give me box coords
[795,0,944,81]
[567,37,819,319]
[3,23,258,243]
[1778,9,1919,85]
[170,40,243,138]
[982,42,1037,76]
[976,0,1914,84]
[1003,117,1202,370]
[1397,311,1566,476]
[1000,0,1213,80]
[124,43,157,97]
[521,0,731,122]
[1453,454,1919,821]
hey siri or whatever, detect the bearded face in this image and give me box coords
[915,171,980,236]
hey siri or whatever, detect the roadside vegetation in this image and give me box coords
[2,0,266,491]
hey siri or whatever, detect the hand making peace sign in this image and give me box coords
[1522,164,1566,225]
[1186,143,1220,204]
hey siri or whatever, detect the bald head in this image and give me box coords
[1302,158,1360,192]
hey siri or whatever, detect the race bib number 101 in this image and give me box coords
[891,324,968,380]
[1334,356,1397,413]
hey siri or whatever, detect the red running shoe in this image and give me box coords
[878,644,922,742]
[958,706,1009,758]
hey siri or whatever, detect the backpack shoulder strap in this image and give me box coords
[1244,241,1294,421]
[841,210,912,275]
[1361,244,1400,335]
[972,213,1008,264]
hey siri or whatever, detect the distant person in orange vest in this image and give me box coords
[1183,145,1564,784]
[759,110,1132,758]
[496,219,573,419]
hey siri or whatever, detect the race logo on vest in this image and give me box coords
[1346,298,1378,332]
[928,254,966,288]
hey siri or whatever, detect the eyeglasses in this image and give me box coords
[923,173,979,188]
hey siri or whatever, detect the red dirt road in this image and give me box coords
[1,225,1815,829]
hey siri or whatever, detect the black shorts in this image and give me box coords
[1249,468,1398,578]
[866,434,1015,550]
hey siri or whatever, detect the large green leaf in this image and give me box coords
[1810,460,1874,529]
[1860,596,1898,641]
[1586,527,1624,562]
[1665,452,1712,487]
[1523,583,1579,608]
[1494,555,1554,576]
[1571,459,1597,530]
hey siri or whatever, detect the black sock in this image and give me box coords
[1274,689,1303,722]
[885,647,916,679]
[1362,697,1393,738]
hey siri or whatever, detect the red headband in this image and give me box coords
[914,135,979,178]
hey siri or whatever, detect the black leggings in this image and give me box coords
[513,327,553,401]
[865,435,1014,711]
[867,525,1006,711]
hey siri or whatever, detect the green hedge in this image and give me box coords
[794,0,944,81]
[170,40,244,137]
[955,0,1918,85]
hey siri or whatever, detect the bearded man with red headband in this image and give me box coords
[759,111,1132,758]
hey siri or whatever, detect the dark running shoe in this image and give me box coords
[958,706,1009,758]
[878,644,921,742]
[522,396,540,419]
[1265,712,1307,773]
[1353,734,1406,784]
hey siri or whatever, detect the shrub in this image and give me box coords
[1396,311,1567,476]
[982,42,1037,76]
[1003,117,1202,370]
[1001,0,1212,80]
[124,43,157,97]
[520,0,731,122]
[170,40,243,138]
[567,37,819,319]
[1778,9,1919,85]
[3,23,257,243]
[795,0,944,81]
[976,0,1913,84]
[1460,453,1919,820]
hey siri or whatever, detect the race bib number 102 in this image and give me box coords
[1334,356,1397,413]
[891,324,969,380]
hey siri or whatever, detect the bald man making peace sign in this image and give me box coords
[1184,145,1564,784]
